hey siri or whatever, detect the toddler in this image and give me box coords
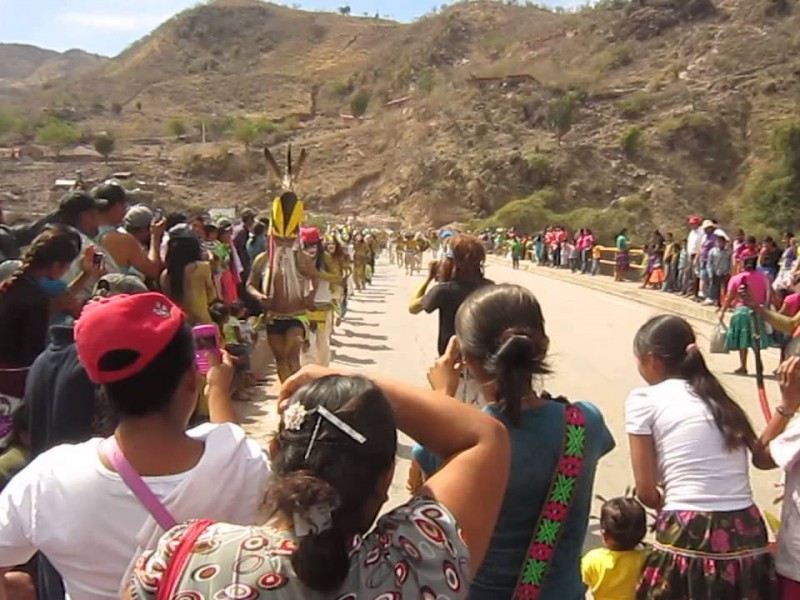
[582,497,647,600]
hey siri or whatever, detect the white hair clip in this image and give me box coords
[282,402,308,431]
[303,405,367,460]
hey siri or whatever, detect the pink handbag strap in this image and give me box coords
[100,437,178,531]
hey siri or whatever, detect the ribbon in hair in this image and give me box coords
[293,503,335,538]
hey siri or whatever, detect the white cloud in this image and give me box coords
[59,12,169,31]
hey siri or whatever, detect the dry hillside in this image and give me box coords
[0,44,106,98]
[2,0,800,239]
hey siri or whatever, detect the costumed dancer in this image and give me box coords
[246,147,318,383]
[352,232,371,291]
[300,227,345,367]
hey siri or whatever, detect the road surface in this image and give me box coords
[241,256,784,549]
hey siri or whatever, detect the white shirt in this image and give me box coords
[687,228,703,256]
[0,423,271,600]
[625,379,753,511]
[771,416,800,581]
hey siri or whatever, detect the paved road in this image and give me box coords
[241,256,784,549]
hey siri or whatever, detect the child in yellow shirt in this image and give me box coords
[582,497,647,600]
[591,243,602,276]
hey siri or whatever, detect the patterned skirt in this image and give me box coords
[726,306,772,350]
[616,251,630,271]
[636,506,779,600]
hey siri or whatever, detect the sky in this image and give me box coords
[0,0,582,57]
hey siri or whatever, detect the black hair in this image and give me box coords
[164,212,187,231]
[252,221,267,236]
[101,322,195,418]
[230,299,246,314]
[1,224,80,293]
[634,315,756,450]
[456,284,551,427]
[92,182,127,211]
[268,375,396,592]
[166,235,203,303]
[209,301,229,327]
[601,497,646,551]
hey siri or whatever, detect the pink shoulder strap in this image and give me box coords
[100,437,178,532]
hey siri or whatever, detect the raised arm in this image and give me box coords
[279,366,510,575]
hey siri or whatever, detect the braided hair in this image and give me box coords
[0,224,81,294]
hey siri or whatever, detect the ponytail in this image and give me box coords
[680,346,756,450]
[635,315,756,451]
[487,327,550,427]
[266,471,349,592]
[0,258,32,293]
[0,224,80,294]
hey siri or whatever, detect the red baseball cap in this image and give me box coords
[300,226,321,245]
[75,293,185,384]
[688,215,702,225]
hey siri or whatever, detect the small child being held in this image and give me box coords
[581,497,647,600]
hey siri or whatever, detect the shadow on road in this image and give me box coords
[334,340,391,352]
[334,353,377,366]
[336,329,388,341]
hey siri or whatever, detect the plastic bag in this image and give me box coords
[710,323,728,354]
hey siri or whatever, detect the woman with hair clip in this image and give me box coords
[413,284,615,599]
[409,233,494,357]
[0,226,96,431]
[626,315,777,599]
[128,367,511,599]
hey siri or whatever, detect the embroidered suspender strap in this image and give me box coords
[512,404,588,600]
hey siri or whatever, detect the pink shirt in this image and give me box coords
[784,293,800,317]
[727,271,769,307]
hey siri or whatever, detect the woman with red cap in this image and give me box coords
[300,227,345,367]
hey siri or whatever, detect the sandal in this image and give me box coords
[733,367,748,376]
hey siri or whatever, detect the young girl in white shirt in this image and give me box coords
[626,314,778,599]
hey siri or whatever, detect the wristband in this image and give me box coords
[776,406,797,419]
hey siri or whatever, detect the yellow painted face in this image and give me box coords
[270,192,304,238]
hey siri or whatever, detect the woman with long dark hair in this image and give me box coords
[127,367,510,599]
[160,234,216,325]
[626,315,777,598]
[0,225,87,447]
[414,284,615,599]
[409,233,494,356]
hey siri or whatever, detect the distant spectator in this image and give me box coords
[247,221,267,262]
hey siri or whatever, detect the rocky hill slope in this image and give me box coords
[0,44,106,96]
[2,0,800,239]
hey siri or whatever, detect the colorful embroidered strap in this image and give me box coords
[513,404,588,600]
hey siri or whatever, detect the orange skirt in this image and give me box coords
[649,267,665,285]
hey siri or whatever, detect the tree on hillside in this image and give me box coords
[338,5,351,15]
[167,117,187,139]
[36,118,80,156]
[546,92,579,146]
[350,89,370,118]
[94,132,116,164]
[111,102,123,115]
[233,119,258,150]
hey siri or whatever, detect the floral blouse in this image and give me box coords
[131,496,470,600]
